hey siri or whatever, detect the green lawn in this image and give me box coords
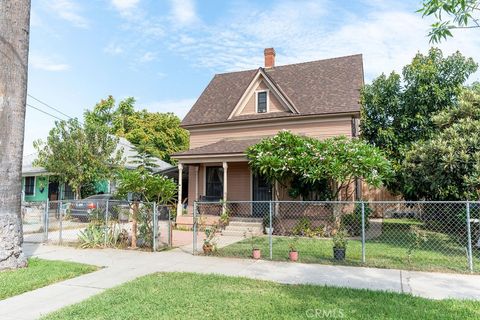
[216,220,480,274]
[43,272,480,320]
[0,258,98,300]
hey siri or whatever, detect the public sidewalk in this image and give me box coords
[1,243,480,320]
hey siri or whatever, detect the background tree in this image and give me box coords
[85,96,189,163]
[402,85,480,200]
[361,48,477,195]
[418,0,480,43]
[115,168,176,249]
[34,118,123,199]
[246,131,392,201]
[0,0,30,270]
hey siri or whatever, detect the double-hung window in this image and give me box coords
[256,91,268,113]
[24,176,35,196]
[205,166,223,201]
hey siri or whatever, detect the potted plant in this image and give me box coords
[245,229,261,259]
[203,226,218,255]
[332,229,348,261]
[263,214,275,235]
[288,236,299,262]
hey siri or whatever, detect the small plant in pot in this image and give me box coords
[203,226,218,255]
[288,236,299,262]
[245,229,261,259]
[332,229,348,261]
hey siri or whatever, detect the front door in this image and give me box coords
[48,182,59,201]
[252,173,272,217]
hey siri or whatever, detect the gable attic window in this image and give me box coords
[256,91,268,113]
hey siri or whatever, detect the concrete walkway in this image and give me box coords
[1,243,480,320]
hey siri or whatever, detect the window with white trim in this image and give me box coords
[24,176,35,196]
[256,91,268,113]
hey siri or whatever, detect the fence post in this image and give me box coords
[58,200,63,245]
[466,201,474,273]
[43,199,49,243]
[193,201,197,255]
[104,200,109,247]
[361,201,366,264]
[168,208,172,247]
[269,201,273,260]
[153,202,157,252]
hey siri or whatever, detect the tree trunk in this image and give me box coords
[0,0,31,269]
[131,202,139,249]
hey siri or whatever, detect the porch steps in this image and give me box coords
[222,219,263,237]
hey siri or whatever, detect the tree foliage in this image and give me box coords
[418,0,480,43]
[246,131,393,200]
[361,48,478,195]
[33,118,122,199]
[84,96,189,163]
[402,86,480,200]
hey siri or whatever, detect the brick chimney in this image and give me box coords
[264,48,275,68]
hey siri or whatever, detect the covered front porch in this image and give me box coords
[172,137,275,226]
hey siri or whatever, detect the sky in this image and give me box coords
[24,0,480,155]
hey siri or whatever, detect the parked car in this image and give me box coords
[70,194,130,222]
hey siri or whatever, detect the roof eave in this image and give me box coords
[181,111,360,130]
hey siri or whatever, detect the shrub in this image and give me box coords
[341,203,372,237]
[292,217,324,237]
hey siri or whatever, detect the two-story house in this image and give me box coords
[173,48,364,217]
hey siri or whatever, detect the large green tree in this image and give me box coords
[246,131,393,200]
[34,118,123,199]
[361,48,477,195]
[402,85,480,200]
[85,96,189,163]
[418,0,480,43]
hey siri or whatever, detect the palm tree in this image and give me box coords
[0,0,31,269]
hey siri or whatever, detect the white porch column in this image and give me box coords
[177,163,183,217]
[194,165,199,201]
[222,162,228,201]
[222,162,228,214]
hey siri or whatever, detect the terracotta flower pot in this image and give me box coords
[289,250,299,262]
[252,248,261,259]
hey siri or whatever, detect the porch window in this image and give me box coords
[24,176,35,196]
[205,166,223,200]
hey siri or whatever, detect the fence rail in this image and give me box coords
[193,200,480,274]
[22,200,173,251]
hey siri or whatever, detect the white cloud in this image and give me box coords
[104,42,124,55]
[30,54,70,72]
[166,0,480,82]
[111,0,140,16]
[147,98,196,119]
[46,0,89,28]
[170,0,198,26]
[138,51,157,63]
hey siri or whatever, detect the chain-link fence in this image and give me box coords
[193,201,480,274]
[22,200,173,251]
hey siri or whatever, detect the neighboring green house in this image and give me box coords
[22,138,173,202]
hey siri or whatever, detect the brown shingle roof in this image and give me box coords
[181,54,363,127]
[173,137,263,157]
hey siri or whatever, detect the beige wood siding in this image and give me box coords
[227,162,251,201]
[189,117,353,149]
[240,81,285,115]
